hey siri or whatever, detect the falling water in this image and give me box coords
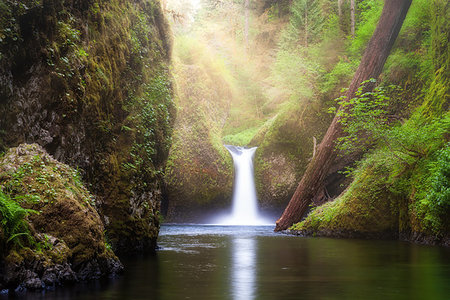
[215,145,270,225]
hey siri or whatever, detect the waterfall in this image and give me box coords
[215,145,270,225]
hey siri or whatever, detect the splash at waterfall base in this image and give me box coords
[212,145,273,226]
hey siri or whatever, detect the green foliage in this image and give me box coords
[0,190,35,250]
[334,79,403,154]
[282,0,325,48]
[348,0,382,56]
[414,145,450,232]
[384,48,432,88]
[222,125,262,146]
[271,48,319,103]
[293,110,449,237]
[320,58,357,95]
[366,112,449,235]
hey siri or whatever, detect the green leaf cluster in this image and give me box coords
[281,0,325,49]
[335,79,404,154]
[0,190,35,251]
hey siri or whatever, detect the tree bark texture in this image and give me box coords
[275,0,412,232]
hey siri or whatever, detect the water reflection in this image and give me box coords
[231,237,256,300]
[9,225,450,300]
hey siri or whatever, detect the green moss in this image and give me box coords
[292,161,399,236]
[293,110,449,241]
[253,99,331,208]
[0,0,175,253]
[0,144,118,270]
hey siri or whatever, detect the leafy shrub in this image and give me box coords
[417,145,450,232]
[333,79,403,154]
[348,0,382,56]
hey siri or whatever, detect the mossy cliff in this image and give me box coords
[251,100,332,213]
[290,1,449,245]
[0,144,122,291]
[0,0,175,254]
[291,126,449,246]
[164,40,233,222]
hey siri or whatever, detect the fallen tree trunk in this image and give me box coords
[275,0,412,232]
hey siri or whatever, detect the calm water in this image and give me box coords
[7,225,450,300]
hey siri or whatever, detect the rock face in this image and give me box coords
[0,144,123,291]
[164,63,233,222]
[252,100,332,213]
[0,0,175,254]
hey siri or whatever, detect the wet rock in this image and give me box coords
[23,271,43,290]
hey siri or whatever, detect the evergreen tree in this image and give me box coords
[285,0,325,48]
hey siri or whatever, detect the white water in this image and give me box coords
[214,145,271,225]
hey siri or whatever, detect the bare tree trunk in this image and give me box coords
[275,0,412,232]
[304,1,308,47]
[350,0,356,38]
[244,0,250,52]
[338,0,342,17]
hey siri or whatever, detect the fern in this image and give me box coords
[0,190,36,249]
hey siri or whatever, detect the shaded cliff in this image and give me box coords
[0,0,175,254]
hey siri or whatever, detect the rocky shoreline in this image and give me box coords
[0,238,123,293]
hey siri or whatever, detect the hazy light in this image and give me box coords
[190,0,201,10]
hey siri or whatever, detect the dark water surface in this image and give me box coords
[8,225,450,299]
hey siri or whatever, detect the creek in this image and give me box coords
[9,143,450,299]
[14,224,450,300]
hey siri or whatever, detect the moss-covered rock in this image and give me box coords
[252,100,331,211]
[0,144,122,291]
[164,61,233,221]
[290,162,401,239]
[0,0,175,254]
[291,116,450,246]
